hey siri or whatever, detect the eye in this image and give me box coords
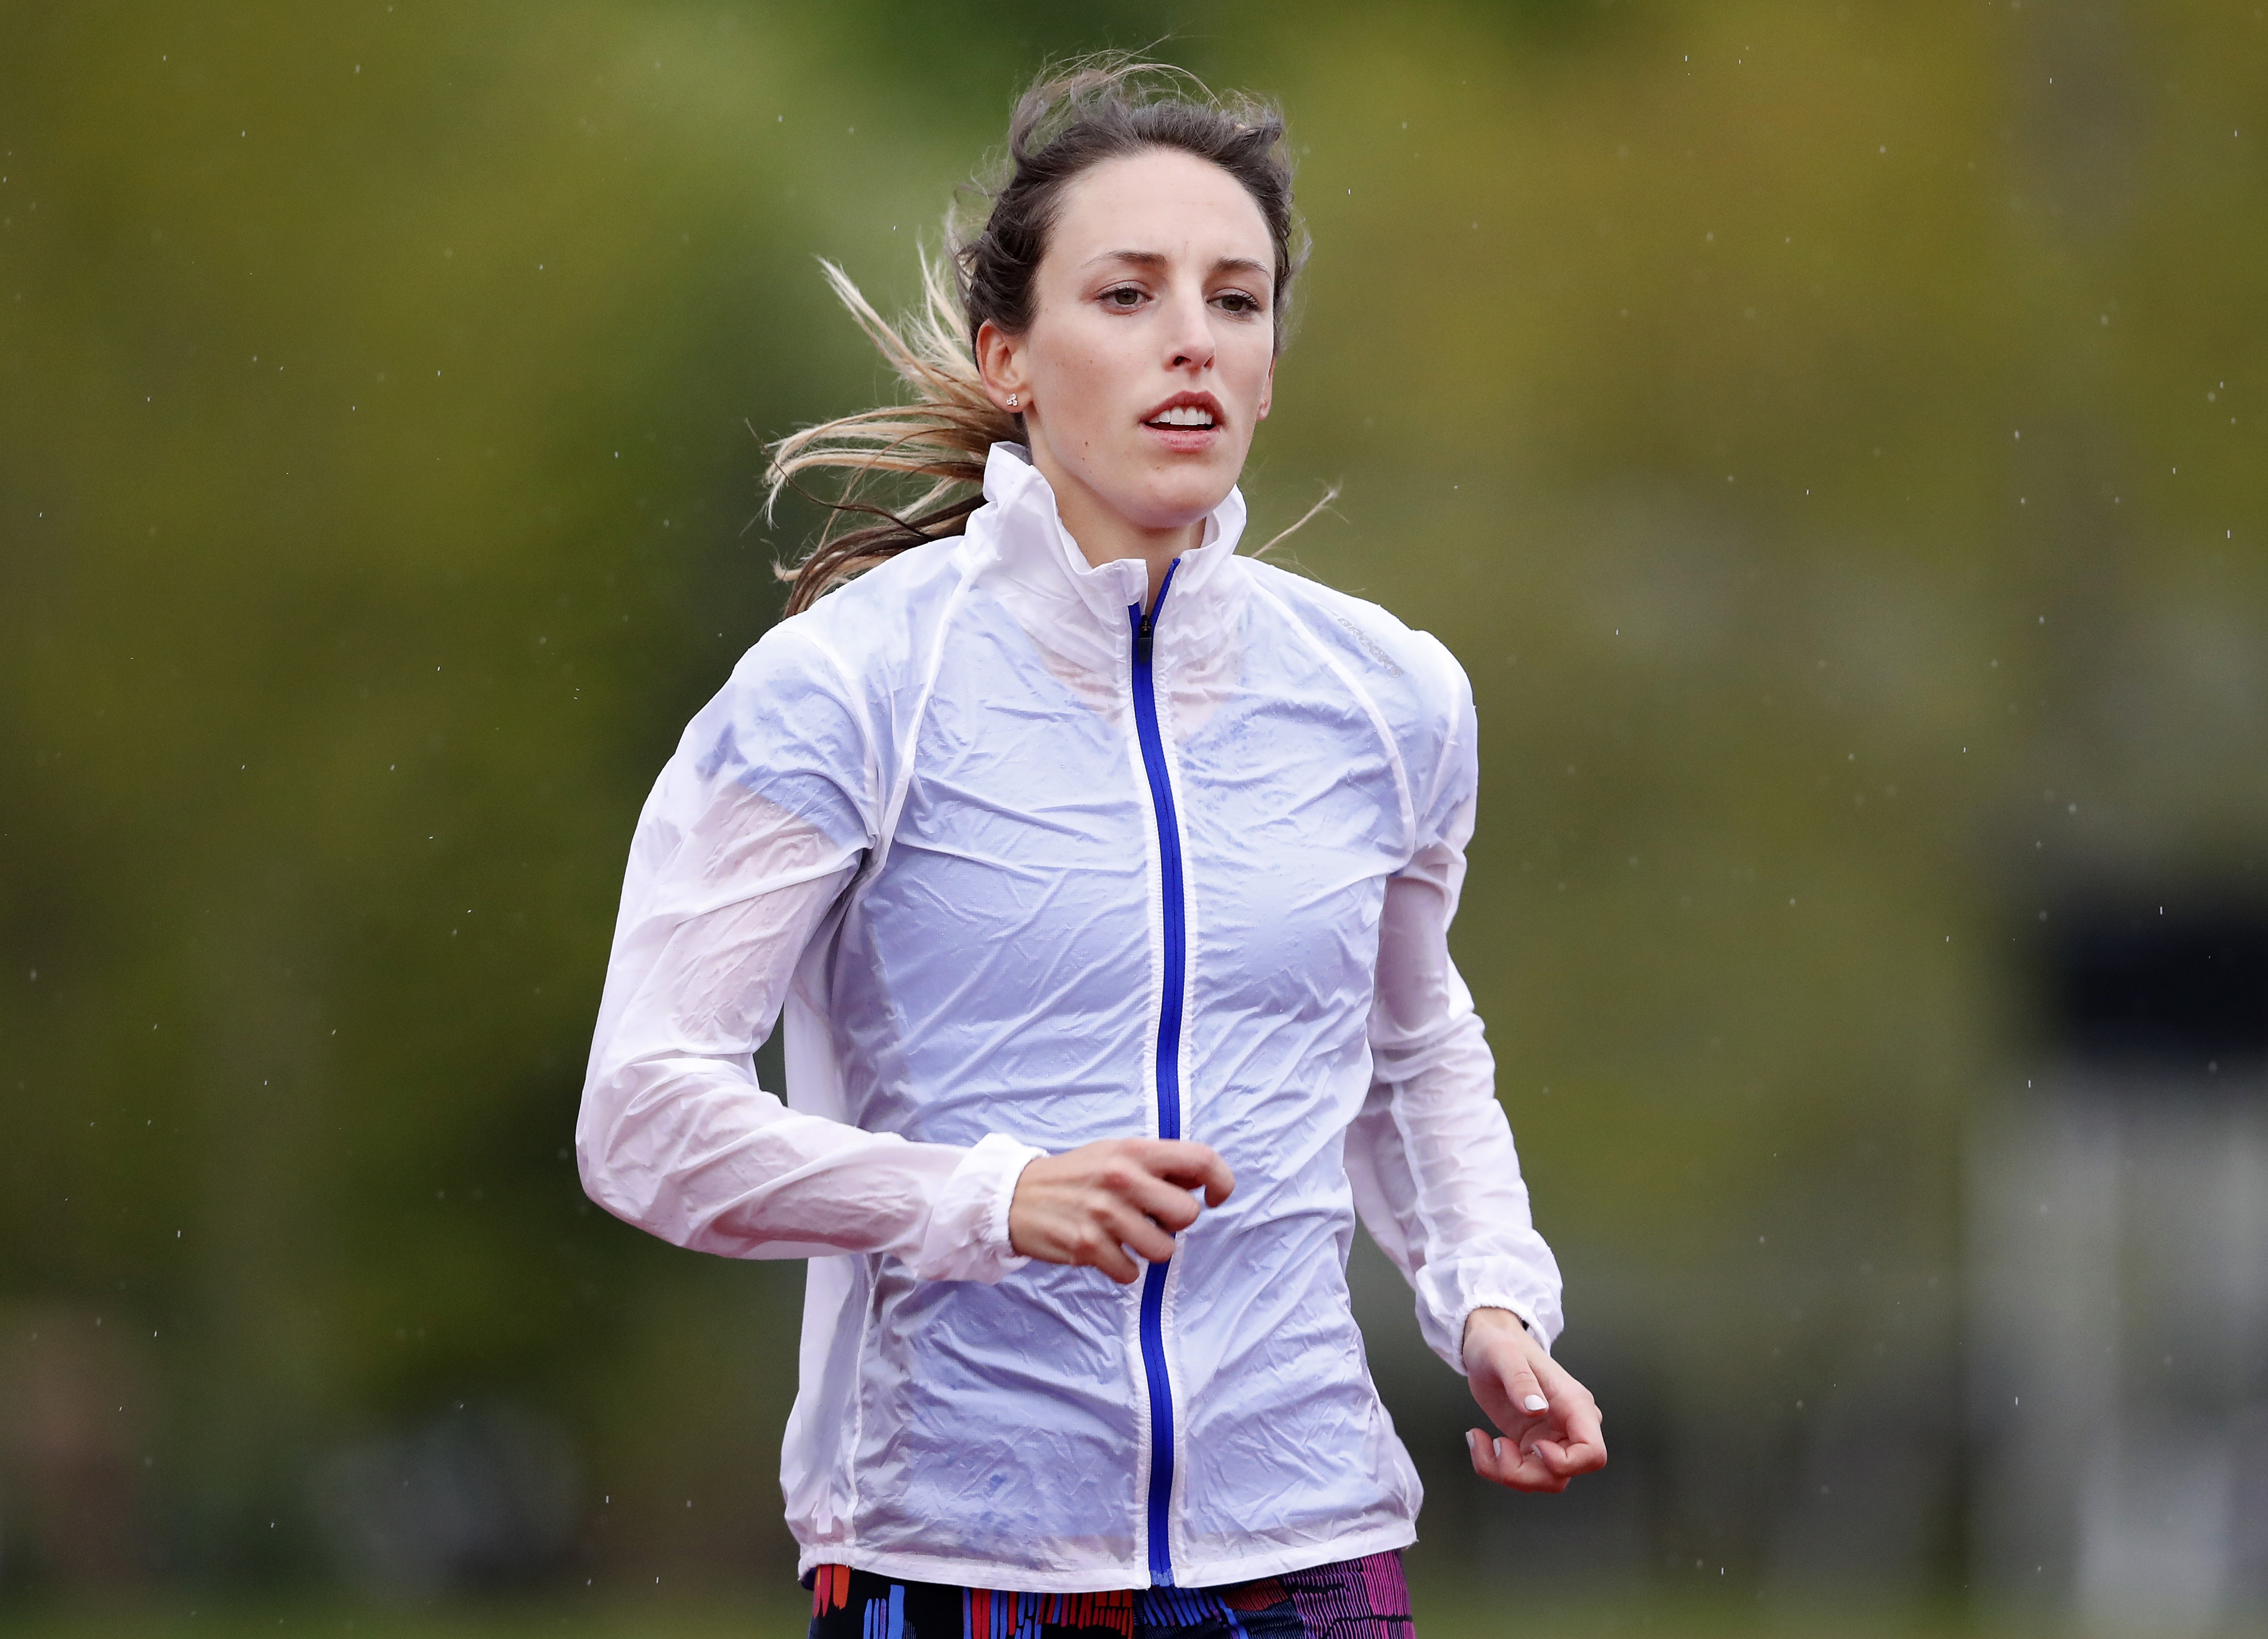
[1214,290,1265,316]
[1101,285,1146,310]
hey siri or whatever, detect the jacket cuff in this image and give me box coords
[908,1133,1046,1283]
[1417,1261,1564,1370]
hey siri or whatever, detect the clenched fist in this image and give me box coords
[1008,1138,1235,1284]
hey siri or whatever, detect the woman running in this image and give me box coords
[577,59,1604,1639]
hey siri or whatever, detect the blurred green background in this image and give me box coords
[4,0,2264,1634]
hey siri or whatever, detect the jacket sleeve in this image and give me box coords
[575,627,1043,1281]
[1347,661,1564,1368]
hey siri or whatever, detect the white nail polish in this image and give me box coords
[1522,1394,1549,1414]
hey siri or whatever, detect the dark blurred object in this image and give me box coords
[0,1306,150,1591]
[1971,879,2268,1631]
[310,1402,578,1599]
[2050,897,2268,1073]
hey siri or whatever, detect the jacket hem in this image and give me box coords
[793,1519,1417,1596]
[1170,1519,1418,1591]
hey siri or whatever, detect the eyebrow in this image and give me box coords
[1086,249,1271,279]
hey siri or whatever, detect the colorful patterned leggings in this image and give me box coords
[807,1550,1415,1638]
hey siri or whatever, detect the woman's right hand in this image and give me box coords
[1007,1138,1235,1283]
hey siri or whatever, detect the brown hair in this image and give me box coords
[767,56,1307,617]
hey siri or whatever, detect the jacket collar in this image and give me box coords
[967,442,1247,655]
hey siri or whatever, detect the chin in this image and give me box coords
[1120,466,1239,530]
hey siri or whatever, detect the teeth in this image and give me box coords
[1152,406,1215,427]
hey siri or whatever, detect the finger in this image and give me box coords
[1092,1148,1199,1224]
[1199,1150,1235,1207]
[1525,1357,1606,1441]
[1088,1241,1141,1284]
[1142,1141,1236,1206]
[1523,1430,1606,1479]
[1524,1349,1575,1403]
[1464,1428,1513,1484]
[1067,1221,1142,1284]
[1088,1172,1194,1237]
[1497,1434,1568,1493]
[1094,1235,1142,1284]
[1503,1361,1551,1425]
[1544,1402,1609,1476]
[1558,1393,1604,1446]
[1463,1342,1548,1437]
[1465,1429,1565,1494]
[1118,1170,1206,1234]
[1095,1201,1178,1267]
[1543,1435,1609,1478]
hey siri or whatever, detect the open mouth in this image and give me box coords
[1142,393,1224,434]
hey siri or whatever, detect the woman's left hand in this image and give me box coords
[1459,1307,1607,1492]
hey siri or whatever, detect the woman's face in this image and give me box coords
[979,147,1277,550]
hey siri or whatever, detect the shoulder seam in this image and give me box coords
[1247,575,1418,860]
[1246,563,1413,675]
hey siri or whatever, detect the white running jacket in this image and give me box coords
[578,443,1563,1592]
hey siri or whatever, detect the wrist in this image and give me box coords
[1461,1305,1528,1363]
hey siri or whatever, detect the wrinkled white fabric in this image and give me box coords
[579,443,1562,1592]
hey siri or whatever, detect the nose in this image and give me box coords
[1163,285,1216,374]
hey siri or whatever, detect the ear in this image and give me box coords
[974,319,1029,414]
[1256,354,1276,422]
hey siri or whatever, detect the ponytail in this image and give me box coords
[765,253,1013,617]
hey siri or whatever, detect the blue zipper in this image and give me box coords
[1128,560,1184,1587]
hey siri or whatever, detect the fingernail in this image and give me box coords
[1522,1394,1549,1414]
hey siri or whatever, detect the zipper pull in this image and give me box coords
[1136,558,1180,652]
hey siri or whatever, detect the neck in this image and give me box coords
[1025,440,1203,607]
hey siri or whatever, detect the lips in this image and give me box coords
[1141,391,1224,450]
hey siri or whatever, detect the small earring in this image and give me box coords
[1006,394,1019,410]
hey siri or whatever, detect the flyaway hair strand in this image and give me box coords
[765,251,1016,616]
